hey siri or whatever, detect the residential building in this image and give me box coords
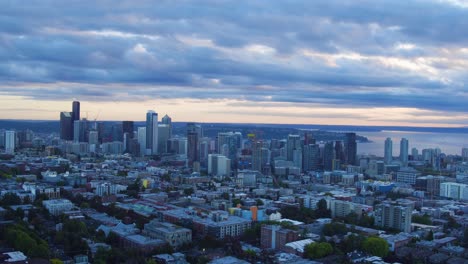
[374,201,413,233]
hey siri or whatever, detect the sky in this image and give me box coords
[1,0,468,127]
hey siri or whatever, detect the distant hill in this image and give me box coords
[0,119,467,136]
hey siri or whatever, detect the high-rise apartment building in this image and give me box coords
[374,201,413,233]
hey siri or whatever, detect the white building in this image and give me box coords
[5,130,15,154]
[208,154,231,178]
[42,199,74,216]
[440,182,468,201]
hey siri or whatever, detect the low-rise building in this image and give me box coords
[42,199,74,216]
[143,220,192,248]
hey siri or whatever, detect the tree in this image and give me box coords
[184,187,194,196]
[0,193,21,206]
[362,237,389,258]
[342,234,365,252]
[323,222,347,236]
[304,242,333,259]
[315,199,331,218]
[412,214,432,225]
[426,230,433,241]
[256,199,264,206]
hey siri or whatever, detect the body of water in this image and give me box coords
[357,131,468,156]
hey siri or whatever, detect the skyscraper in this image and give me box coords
[5,130,15,154]
[157,124,170,154]
[334,140,345,162]
[462,148,468,162]
[187,123,202,167]
[411,148,419,161]
[74,119,88,143]
[146,110,158,155]
[323,142,335,171]
[384,137,393,164]
[400,138,409,166]
[161,114,172,138]
[303,144,320,172]
[122,121,134,138]
[137,127,146,157]
[72,101,80,123]
[60,111,73,140]
[286,134,301,162]
[344,133,357,165]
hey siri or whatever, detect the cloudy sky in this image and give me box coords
[1,0,468,126]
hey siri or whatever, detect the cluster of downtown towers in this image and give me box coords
[60,101,359,172]
[59,101,172,157]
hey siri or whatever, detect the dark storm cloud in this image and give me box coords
[1,0,468,115]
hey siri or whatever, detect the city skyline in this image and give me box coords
[2,1,468,127]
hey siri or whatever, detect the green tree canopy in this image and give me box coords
[362,237,389,258]
[304,242,333,259]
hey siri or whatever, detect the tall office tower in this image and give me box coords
[252,141,269,172]
[137,127,146,157]
[286,134,301,161]
[161,114,172,137]
[217,132,238,164]
[334,140,345,162]
[323,142,335,171]
[374,201,413,233]
[5,130,15,154]
[97,122,105,143]
[411,148,419,161]
[199,137,211,167]
[344,132,357,165]
[88,130,99,153]
[303,132,315,145]
[74,119,88,143]
[122,121,134,138]
[60,112,73,140]
[88,130,99,145]
[111,123,123,142]
[157,124,171,154]
[384,137,393,164]
[146,110,158,155]
[187,123,202,167]
[72,101,80,122]
[122,121,134,152]
[303,144,320,172]
[400,138,409,166]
